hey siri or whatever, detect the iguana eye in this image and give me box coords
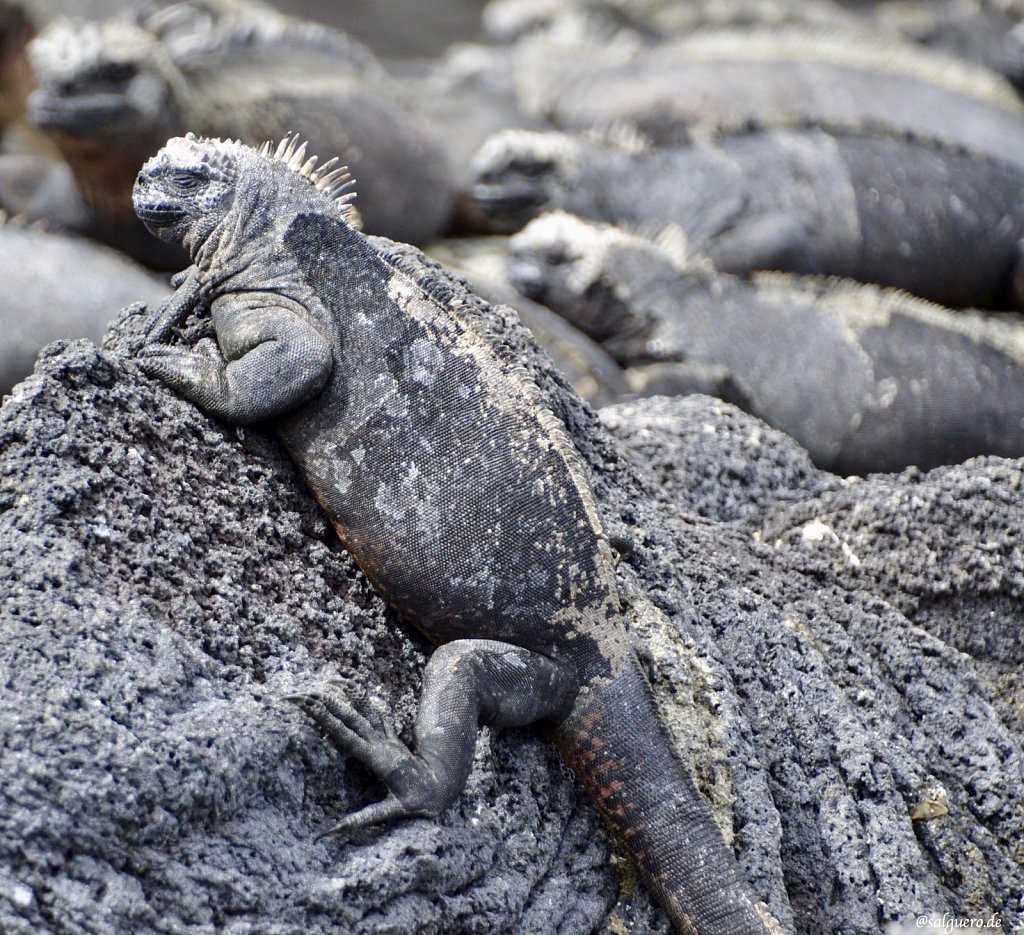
[170,171,202,190]
[101,62,137,84]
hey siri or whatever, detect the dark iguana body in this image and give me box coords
[509,25,1024,161]
[424,234,631,407]
[507,211,1024,474]
[25,1,453,261]
[467,125,1024,309]
[131,134,786,935]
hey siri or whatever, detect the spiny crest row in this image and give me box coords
[258,133,357,207]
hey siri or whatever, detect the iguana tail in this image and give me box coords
[554,655,785,935]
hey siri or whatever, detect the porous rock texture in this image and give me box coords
[0,247,1021,935]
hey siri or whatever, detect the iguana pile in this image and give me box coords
[466,125,1024,309]
[506,211,1024,474]
[25,0,454,262]
[130,131,788,935]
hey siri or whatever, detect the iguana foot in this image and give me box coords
[285,686,447,832]
[287,641,578,839]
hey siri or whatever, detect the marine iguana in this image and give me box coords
[24,1,453,259]
[130,132,787,935]
[466,125,1024,310]
[509,25,1024,163]
[425,234,750,408]
[506,211,1024,474]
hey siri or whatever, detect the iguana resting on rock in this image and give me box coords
[130,132,788,935]
[25,0,453,262]
[506,212,1024,474]
[466,125,1024,310]
[510,25,1024,164]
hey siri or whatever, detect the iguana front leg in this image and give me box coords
[144,265,205,344]
[137,295,333,424]
[287,639,579,836]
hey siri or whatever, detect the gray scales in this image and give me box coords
[129,133,786,935]
[24,0,453,265]
[466,124,1024,310]
[506,211,1024,475]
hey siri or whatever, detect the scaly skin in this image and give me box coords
[131,133,787,935]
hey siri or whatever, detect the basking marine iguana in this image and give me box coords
[131,133,788,935]
[466,125,1024,310]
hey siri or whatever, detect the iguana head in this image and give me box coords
[507,211,697,342]
[27,17,180,139]
[464,129,585,233]
[134,133,357,253]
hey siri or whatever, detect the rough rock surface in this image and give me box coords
[0,249,1021,934]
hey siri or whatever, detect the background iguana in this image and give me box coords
[465,125,1024,310]
[24,0,454,263]
[508,25,1024,162]
[505,211,1024,475]
[0,212,167,395]
[130,131,788,935]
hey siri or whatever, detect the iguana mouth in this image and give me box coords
[28,90,137,133]
[467,183,548,231]
[134,202,186,224]
[469,182,547,213]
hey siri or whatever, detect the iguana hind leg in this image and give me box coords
[288,639,579,837]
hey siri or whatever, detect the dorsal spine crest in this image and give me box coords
[259,132,358,220]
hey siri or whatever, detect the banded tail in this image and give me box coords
[555,656,786,935]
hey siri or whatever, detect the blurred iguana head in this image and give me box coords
[27,16,184,139]
[465,129,587,232]
[508,210,701,344]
